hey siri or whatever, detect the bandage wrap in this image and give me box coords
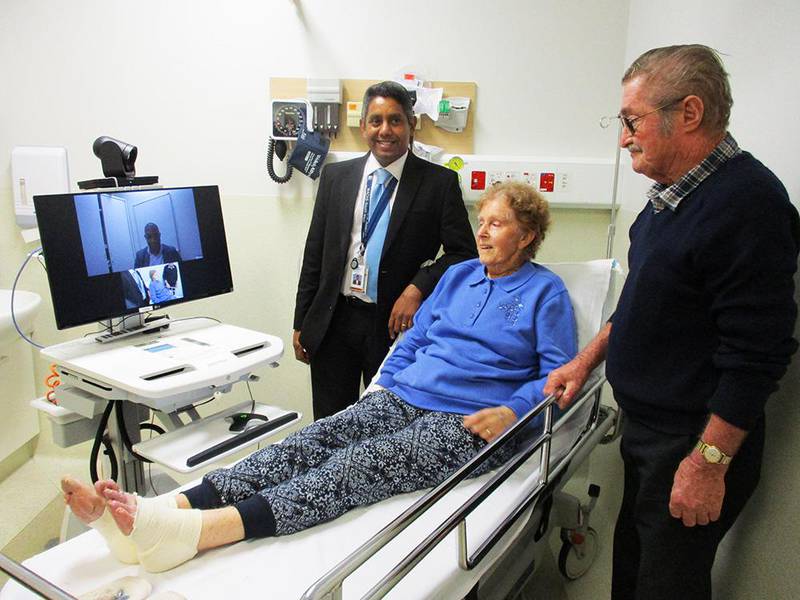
[88,510,138,564]
[85,493,179,566]
[130,499,202,573]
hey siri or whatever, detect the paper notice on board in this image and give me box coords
[413,141,444,162]
[413,87,444,121]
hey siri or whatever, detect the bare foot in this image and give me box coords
[106,489,138,536]
[61,476,105,524]
[98,481,137,513]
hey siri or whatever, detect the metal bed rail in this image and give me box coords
[301,374,610,600]
[0,553,77,600]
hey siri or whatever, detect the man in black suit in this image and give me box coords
[294,81,477,419]
[133,223,182,268]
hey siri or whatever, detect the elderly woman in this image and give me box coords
[62,181,577,573]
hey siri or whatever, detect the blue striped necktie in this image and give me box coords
[366,168,394,301]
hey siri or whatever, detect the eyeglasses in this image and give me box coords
[600,98,684,135]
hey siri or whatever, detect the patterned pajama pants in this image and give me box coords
[197,389,518,536]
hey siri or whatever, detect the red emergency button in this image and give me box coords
[539,172,555,192]
[471,170,486,190]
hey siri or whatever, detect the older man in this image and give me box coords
[293,81,476,420]
[545,45,799,599]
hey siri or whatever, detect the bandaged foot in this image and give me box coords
[108,494,202,573]
[77,575,151,600]
[62,476,138,563]
[62,476,178,565]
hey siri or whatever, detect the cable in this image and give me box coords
[45,364,61,404]
[12,246,45,349]
[142,415,162,496]
[114,402,151,463]
[267,137,294,183]
[168,315,221,326]
[89,401,117,483]
[140,422,166,436]
[102,433,119,482]
[246,380,256,414]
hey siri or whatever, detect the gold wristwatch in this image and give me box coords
[695,440,732,465]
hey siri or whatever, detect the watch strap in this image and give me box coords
[695,439,732,465]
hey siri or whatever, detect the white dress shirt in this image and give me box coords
[339,151,408,301]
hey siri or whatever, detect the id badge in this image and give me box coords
[350,262,367,294]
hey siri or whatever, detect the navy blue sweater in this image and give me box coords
[606,152,799,434]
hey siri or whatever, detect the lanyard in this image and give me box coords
[359,172,398,253]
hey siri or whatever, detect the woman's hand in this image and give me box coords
[463,406,518,442]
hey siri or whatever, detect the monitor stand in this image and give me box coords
[95,313,171,343]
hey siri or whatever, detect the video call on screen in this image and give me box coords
[35,186,233,329]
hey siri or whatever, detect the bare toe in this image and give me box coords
[95,479,120,497]
[61,475,105,524]
[103,488,137,512]
[109,499,137,536]
[99,482,137,510]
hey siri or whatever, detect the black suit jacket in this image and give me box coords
[294,152,477,355]
[134,243,181,269]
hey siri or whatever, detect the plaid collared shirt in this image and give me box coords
[646,133,741,213]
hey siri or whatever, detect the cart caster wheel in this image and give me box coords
[558,527,598,580]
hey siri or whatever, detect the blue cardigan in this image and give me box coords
[377,259,577,418]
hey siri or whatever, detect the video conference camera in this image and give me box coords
[77,136,159,190]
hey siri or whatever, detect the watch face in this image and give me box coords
[705,446,722,462]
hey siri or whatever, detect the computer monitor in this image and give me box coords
[34,185,233,330]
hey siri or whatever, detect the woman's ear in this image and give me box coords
[518,228,535,251]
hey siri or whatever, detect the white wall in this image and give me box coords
[622,2,800,598]
[0,0,628,459]
[0,0,628,195]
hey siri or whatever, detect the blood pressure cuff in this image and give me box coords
[289,127,330,180]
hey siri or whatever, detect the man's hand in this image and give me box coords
[292,330,309,364]
[463,406,518,442]
[388,284,423,339]
[543,360,591,410]
[669,454,726,527]
[543,322,611,409]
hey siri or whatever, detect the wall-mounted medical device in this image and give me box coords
[307,78,342,137]
[11,146,70,228]
[434,97,471,133]
[267,98,330,184]
[270,99,311,141]
[267,98,308,184]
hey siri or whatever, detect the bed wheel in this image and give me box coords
[557,526,598,580]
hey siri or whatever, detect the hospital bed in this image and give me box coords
[0,259,619,600]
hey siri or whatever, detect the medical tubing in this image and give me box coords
[267,137,294,183]
[12,246,45,349]
[102,433,119,482]
[114,401,152,464]
[90,401,117,483]
[140,422,166,436]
